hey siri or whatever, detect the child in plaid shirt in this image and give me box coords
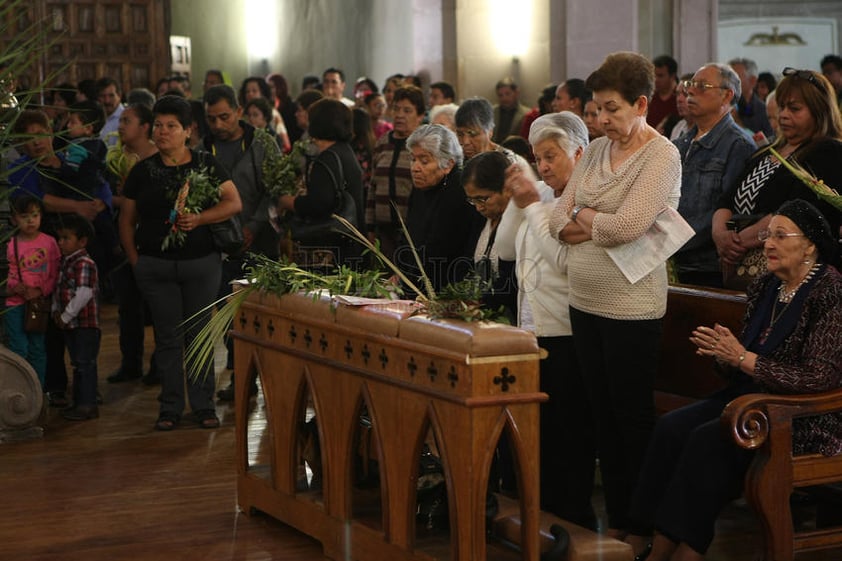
[52,214,100,421]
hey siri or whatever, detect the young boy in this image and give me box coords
[52,214,100,421]
[63,100,119,276]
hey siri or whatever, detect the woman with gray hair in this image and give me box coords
[400,124,474,292]
[455,97,500,160]
[496,111,597,528]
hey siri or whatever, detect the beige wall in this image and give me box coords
[169,0,250,93]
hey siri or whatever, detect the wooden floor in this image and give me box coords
[1,302,840,561]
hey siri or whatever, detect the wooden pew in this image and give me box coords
[723,384,842,561]
[655,284,746,415]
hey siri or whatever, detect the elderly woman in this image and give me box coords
[278,98,364,268]
[454,97,503,160]
[713,68,842,289]
[365,85,425,260]
[497,111,595,528]
[430,102,459,132]
[626,199,842,561]
[461,151,515,320]
[548,52,682,537]
[119,95,242,431]
[399,124,473,292]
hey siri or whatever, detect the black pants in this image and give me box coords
[569,307,662,530]
[538,335,597,529]
[628,381,756,554]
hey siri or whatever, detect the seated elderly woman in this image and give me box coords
[625,199,842,561]
[398,124,474,293]
[497,111,596,528]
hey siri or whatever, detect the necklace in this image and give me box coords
[777,263,820,303]
[760,264,820,344]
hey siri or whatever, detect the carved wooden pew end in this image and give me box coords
[0,346,44,442]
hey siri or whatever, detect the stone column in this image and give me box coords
[672,0,718,75]
[550,0,640,83]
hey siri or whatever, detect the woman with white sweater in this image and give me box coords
[497,111,595,528]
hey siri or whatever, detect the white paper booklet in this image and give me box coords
[604,206,695,284]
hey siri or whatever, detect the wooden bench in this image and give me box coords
[655,284,746,415]
[659,283,842,560]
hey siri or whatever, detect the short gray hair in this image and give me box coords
[454,97,494,132]
[407,124,464,168]
[429,103,459,126]
[701,62,741,107]
[528,111,589,157]
[728,57,758,78]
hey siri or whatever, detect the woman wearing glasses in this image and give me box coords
[625,199,842,561]
[712,68,842,289]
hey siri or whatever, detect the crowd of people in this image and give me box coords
[5,50,842,561]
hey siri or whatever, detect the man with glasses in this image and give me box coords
[672,63,756,287]
[728,57,774,140]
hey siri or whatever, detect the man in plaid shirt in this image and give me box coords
[52,214,100,421]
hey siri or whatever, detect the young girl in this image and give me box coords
[4,195,61,388]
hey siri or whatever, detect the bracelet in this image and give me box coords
[737,351,747,368]
[571,205,585,222]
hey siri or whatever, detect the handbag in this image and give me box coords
[24,297,50,333]
[209,214,244,254]
[288,149,358,245]
[721,213,766,291]
[13,237,50,333]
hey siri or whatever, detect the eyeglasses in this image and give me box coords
[465,195,490,207]
[679,80,728,92]
[782,67,823,90]
[758,229,806,242]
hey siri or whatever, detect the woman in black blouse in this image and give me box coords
[277,98,364,268]
[119,96,242,431]
[712,68,842,281]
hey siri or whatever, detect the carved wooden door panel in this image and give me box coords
[1,0,171,93]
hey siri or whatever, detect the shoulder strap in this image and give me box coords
[12,236,21,282]
[313,148,346,211]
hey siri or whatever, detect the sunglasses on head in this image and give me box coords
[782,67,823,90]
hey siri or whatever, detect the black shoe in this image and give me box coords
[62,405,99,421]
[47,392,69,408]
[107,369,142,383]
[216,382,235,402]
[141,370,160,386]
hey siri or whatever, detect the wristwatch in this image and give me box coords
[571,205,586,222]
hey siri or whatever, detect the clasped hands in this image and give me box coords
[690,323,745,368]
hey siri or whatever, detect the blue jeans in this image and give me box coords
[133,253,221,418]
[4,304,47,388]
[64,327,101,408]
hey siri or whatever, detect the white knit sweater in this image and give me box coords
[548,135,681,320]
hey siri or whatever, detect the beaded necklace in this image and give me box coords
[759,263,820,344]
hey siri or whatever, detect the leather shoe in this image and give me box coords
[62,405,99,421]
[107,369,142,383]
[216,382,235,402]
[141,370,160,386]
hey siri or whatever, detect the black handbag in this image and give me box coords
[288,149,358,245]
[209,214,244,254]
